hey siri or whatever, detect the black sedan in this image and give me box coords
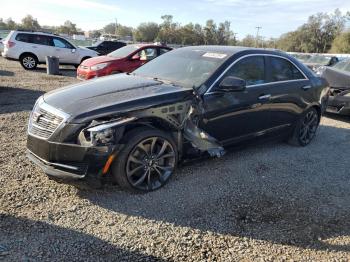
[26,46,329,192]
[85,40,126,55]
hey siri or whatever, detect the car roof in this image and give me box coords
[179,45,283,56]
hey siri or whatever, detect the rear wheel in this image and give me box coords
[288,107,319,146]
[111,128,178,192]
[20,54,38,70]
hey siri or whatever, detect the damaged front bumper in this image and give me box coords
[326,89,350,115]
[27,134,113,180]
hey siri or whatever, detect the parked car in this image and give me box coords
[304,55,339,72]
[321,58,350,115]
[27,46,329,192]
[85,40,126,55]
[1,30,98,70]
[77,44,172,80]
[0,37,3,52]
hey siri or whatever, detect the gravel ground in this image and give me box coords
[0,57,350,261]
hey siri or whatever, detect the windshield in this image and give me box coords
[332,59,350,72]
[108,45,139,58]
[306,55,331,65]
[133,48,229,88]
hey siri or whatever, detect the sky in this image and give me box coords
[0,0,349,39]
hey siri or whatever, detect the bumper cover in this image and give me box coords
[27,134,113,180]
[326,95,350,115]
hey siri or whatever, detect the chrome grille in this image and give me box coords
[28,97,69,140]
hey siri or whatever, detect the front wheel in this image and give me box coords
[111,128,178,192]
[288,107,320,146]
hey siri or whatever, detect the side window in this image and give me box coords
[270,57,305,82]
[223,56,265,86]
[139,48,157,61]
[31,35,51,46]
[159,48,170,55]
[15,33,30,43]
[53,38,74,49]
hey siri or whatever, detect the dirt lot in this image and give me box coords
[0,57,350,261]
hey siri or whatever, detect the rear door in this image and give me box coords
[264,55,311,131]
[201,55,272,143]
[27,34,53,62]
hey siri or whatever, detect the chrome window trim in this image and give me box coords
[28,96,70,140]
[205,53,309,95]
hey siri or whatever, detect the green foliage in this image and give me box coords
[331,31,350,53]
[134,22,159,42]
[20,15,40,30]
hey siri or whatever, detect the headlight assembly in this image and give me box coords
[79,117,136,146]
[90,63,109,71]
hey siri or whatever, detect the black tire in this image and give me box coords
[288,107,320,146]
[20,54,38,70]
[111,127,178,192]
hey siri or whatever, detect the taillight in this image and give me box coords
[5,41,15,48]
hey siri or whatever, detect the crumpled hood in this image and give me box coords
[43,74,192,123]
[321,67,350,89]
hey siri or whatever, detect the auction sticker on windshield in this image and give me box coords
[202,52,227,59]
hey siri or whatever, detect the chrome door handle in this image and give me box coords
[302,85,312,90]
[258,94,271,100]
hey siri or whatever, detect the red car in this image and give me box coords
[77,44,172,80]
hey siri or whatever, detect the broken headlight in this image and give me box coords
[80,117,136,146]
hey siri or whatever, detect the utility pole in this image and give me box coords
[232,33,238,45]
[255,26,261,48]
[115,18,118,38]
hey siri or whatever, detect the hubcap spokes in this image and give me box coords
[23,57,35,68]
[299,111,318,144]
[126,137,176,191]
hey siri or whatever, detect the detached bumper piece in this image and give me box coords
[27,150,88,179]
[326,89,350,115]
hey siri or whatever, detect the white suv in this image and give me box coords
[2,30,98,70]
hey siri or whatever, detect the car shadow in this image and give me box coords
[324,112,350,124]
[0,86,44,114]
[35,66,77,78]
[0,70,14,77]
[0,214,166,261]
[78,124,350,253]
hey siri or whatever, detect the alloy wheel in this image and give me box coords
[126,136,176,191]
[299,110,318,145]
[23,56,36,69]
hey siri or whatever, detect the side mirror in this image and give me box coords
[218,76,246,92]
[131,54,140,60]
[71,49,76,53]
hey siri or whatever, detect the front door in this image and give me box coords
[200,55,272,144]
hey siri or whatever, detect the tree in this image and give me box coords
[116,25,133,38]
[89,30,102,39]
[331,31,350,53]
[0,18,7,30]
[134,22,159,42]
[204,19,216,45]
[57,20,78,35]
[5,18,17,30]
[240,35,256,47]
[275,9,349,53]
[157,15,181,44]
[103,23,116,35]
[20,15,40,30]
